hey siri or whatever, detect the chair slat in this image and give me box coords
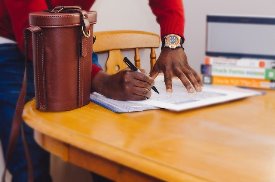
[93,30,160,74]
[105,50,127,75]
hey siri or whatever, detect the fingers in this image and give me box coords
[132,87,151,100]
[163,71,173,92]
[122,71,153,100]
[190,67,203,86]
[134,79,152,88]
[132,72,153,100]
[182,67,202,92]
[124,84,151,101]
[153,48,203,93]
[174,67,194,92]
[130,95,148,101]
[174,66,203,92]
[133,72,154,86]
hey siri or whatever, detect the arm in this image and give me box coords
[149,0,184,37]
[149,0,202,92]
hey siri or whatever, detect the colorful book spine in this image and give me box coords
[201,64,275,80]
[204,56,275,68]
[203,75,275,89]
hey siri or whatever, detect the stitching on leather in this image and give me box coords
[78,57,81,106]
[81,38,84,57]
[32,15,78,18]
[40,32,47,110]
[81,59,83,105]
[30,22,95,27]
[81,56,84,105]
[85,37,88,56]
[31,23,82,26]
[35,31,41,108]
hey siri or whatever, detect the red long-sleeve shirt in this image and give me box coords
[0,0,185,77]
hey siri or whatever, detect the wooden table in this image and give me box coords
[23,91,275,182]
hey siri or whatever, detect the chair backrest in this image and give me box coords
[93,30,160,74]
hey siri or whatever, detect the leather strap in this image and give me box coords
[1,27,41,182]
[32,27,47,111]
[45,0,52,10]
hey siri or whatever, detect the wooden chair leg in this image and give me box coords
[134,48,141,69]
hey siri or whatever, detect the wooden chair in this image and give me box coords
[93,30,160,75]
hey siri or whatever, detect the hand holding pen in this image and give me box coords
[123,57,159,94]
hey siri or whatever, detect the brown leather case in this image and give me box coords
[29,7,97,111]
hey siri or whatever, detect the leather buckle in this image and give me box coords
[81,26,91,38]
[81,14,91,38]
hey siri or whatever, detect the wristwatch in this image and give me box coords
[162,34,184,49]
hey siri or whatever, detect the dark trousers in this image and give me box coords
[0,44,51,182]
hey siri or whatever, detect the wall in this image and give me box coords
[92,0,275,72]
[184,0,275,71]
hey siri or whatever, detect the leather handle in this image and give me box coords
[50,6,81,13]
[1,26,42,182]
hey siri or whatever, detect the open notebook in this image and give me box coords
[90,76,261,113]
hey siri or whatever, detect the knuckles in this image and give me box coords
[123,84,131,92]
[122,71,131,83]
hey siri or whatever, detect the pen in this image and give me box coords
[123,57,159,94]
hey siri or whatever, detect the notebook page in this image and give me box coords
[130,76,261,111]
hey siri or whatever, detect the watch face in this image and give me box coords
[164,34,181,49]
[170,35,179,44]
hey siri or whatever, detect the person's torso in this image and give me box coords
[0,0,96,42]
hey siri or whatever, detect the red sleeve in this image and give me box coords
[91,64,102,78]
[149,0,185,38]
[4,0,48,51]
[4,0,95,51]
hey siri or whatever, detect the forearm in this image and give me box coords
[91,71,108,94]
[148,0,185,37]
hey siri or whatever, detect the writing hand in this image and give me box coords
[150,48,202,92]
[92,70,154,100]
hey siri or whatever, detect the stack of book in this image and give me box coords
[201,57,275,89]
